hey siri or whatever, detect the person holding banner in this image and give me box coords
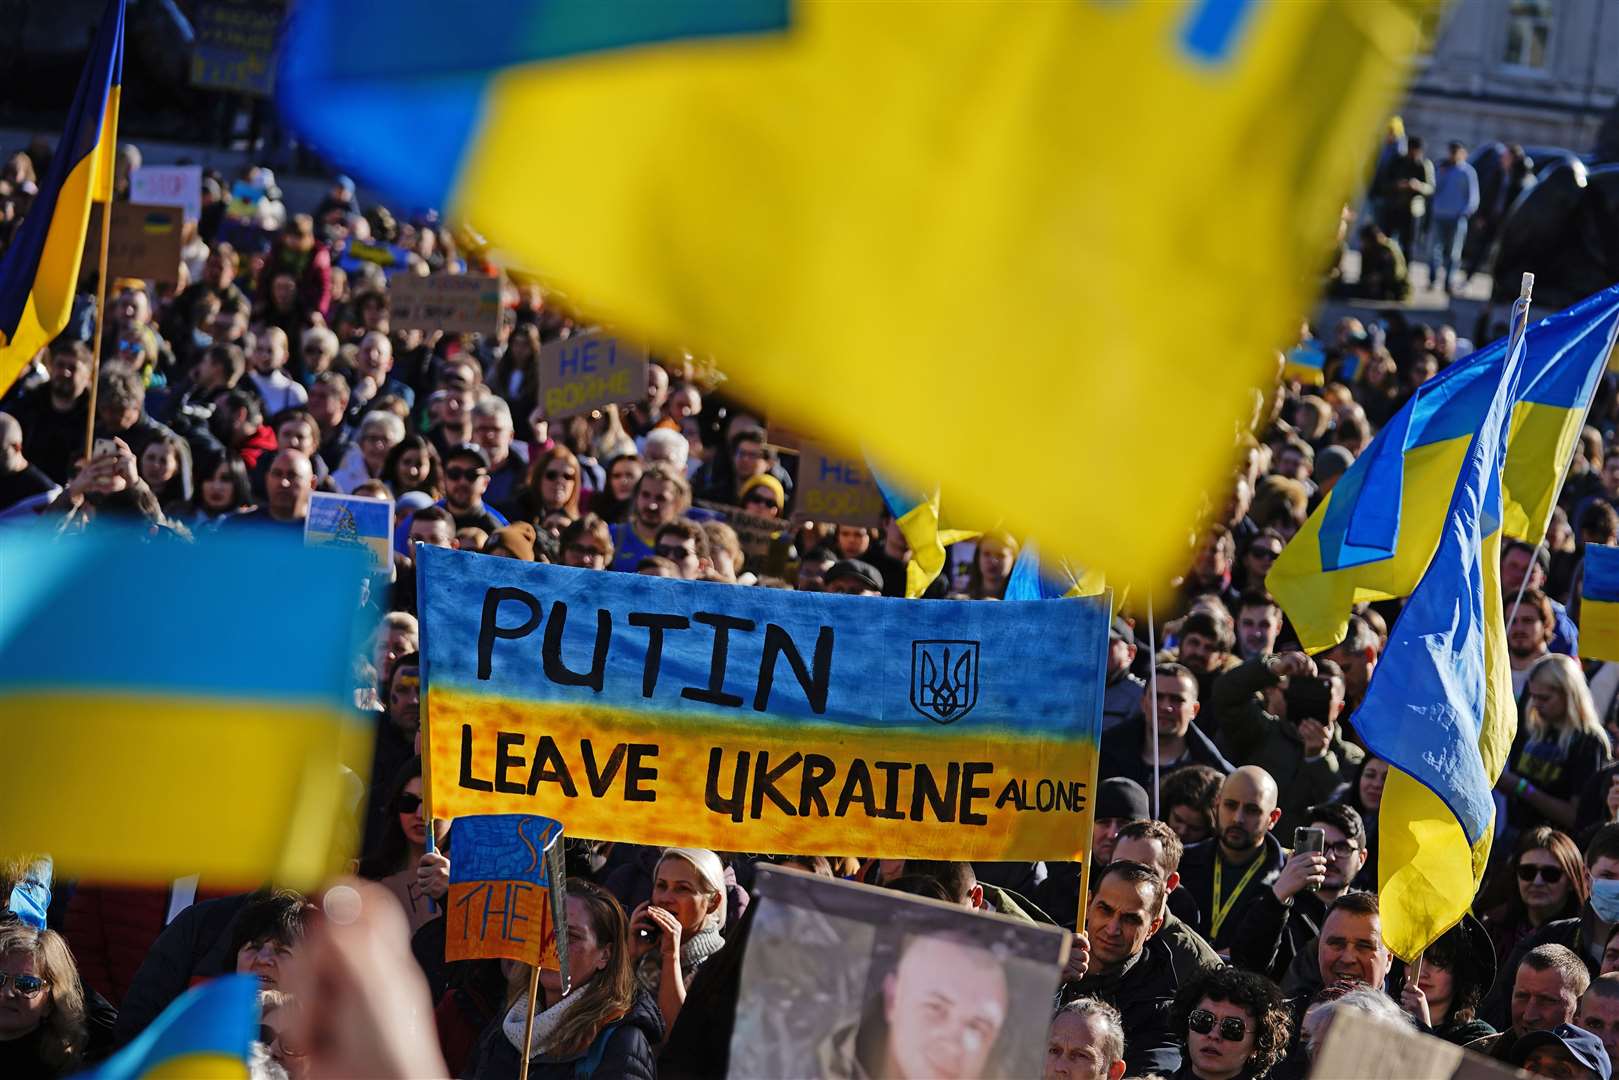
[466,881,660,1080]
[629,848,728,1038]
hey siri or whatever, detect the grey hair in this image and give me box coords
[472,396,513,425]
[1302,987,1411,1056]
[1053,996,1125,1069]
[642,427,688,468]
[359,409,406,444]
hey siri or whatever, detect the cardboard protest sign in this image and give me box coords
[694,499,786,569]
[729,866,1067,1079]
[1308,1001,1517,1080]
[389,272,504,337]
[536,334,648,418]
[419,548,1106,861]
[191,0,283,97]
[304,492,393,577]
[792,442,886,528]
[130,166,203,222]
[446,814,569,979]
[85,204,183,285]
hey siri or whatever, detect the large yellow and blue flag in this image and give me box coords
[1271,284,1619,652]
[77,974,259,1079]
[0,0,123,395]
[1581,545,1619,663]
[0,526,368,886]
[276,0,1435,587]
[1357,288,1532,961]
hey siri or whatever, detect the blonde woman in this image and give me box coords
[0,922,88,1077]
[628,848,728,1036]
[1498,653,1612,831]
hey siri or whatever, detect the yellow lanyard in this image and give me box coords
[1210,853,1265,939]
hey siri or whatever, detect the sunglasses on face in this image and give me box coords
[445,466,486,482]
[259,1025,304,1057]
[744,493,778,507]
[0,972,47,995]
[1188,1009,1247,1042]
[544,470,577,483]
[1518,864,1565,884]
[656,545,696,561]
[1251,548,1282,561]
[396,792,423,814]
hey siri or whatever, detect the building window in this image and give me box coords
[1502,0,1553,69]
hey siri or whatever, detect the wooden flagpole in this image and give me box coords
[518,963,542,1080]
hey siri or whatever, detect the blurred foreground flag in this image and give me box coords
[277,0,1435,584]
[1581,546,1619,663]
[0,527,366,886]
[1271,284,1619,651]
[0,0,122,395]
[76,973,258,1079]
[1356,289,1529,961]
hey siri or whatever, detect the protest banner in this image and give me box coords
[418,548,1106,862]
[694,499,786,569]
[729,866,1067,1079]
[1308,1002,1517,1080]
[390,272,504,337]
[536,333,648,418]
[130,165,203,222]
[84,204,183,285]
[191,0,283,97]
[305,491,393,578]
[446,813,569,978]
[792,442,886,528]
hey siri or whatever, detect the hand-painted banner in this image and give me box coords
[418,547,1106,861]
[446,813,568,975]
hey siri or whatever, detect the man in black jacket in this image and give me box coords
[1060,861,1181,1077]
[1099,662,1234,792]
[1177,765,1287,955]
[1229,804,1360,983]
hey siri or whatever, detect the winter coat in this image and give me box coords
[463,987,663,1080]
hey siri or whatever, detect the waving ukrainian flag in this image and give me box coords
[79,974,259,1079]
[869,466,977,599]
[1271,284,1619,652]
[0,0,122,394]
[1359,285,1532,961]
[276,0,1435,588]
[1581,545,1619,663]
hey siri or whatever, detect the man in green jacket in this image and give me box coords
[1212,651,1364,835]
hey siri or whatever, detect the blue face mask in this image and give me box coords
[1590,878,1619,923]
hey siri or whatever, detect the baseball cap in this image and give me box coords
[824,559,883,593]
[1510,1024,1611,1080]
[444,443,491,470]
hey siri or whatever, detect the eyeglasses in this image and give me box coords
[259,1025,304,1058]
[544,470,577,483]
[0,972,47,996]
[445,466,486,482]
[1188,1009,1247,1042]
[656,545,696,561]
[1324,840,1358,859]
[1518,864,1565,884]
[396,792,423,814]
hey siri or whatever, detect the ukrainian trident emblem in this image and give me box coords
[909,640,980,725]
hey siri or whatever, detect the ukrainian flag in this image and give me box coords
[1581,545,1619,663]
[0,526,368,886]
[1005,541,1106,602]
[78,974,258,1079]
[1271,284,1619,652]
[870,466,977,599]
[276,0,1435,587]
[0,0,123,395]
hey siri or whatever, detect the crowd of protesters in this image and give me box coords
[3,133,1619,1080]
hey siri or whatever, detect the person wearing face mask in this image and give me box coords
[1484,825,1619,1030]
[464,881,661,1079]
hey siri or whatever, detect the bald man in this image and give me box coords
[1174,765,1287,954]
[0,411,60,517]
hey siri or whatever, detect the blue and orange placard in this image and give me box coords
[447,813,568,976]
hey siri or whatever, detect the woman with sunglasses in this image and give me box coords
[258,989,309,1080]
[358,758,449,934]
[0,921,89,1078]
[509,446,583,526]
[1477,826,1587,964]
[1238,530,1286,593]
[1172,967,1292,1080]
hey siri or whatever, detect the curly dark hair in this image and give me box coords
[1174,966,1292,1078]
